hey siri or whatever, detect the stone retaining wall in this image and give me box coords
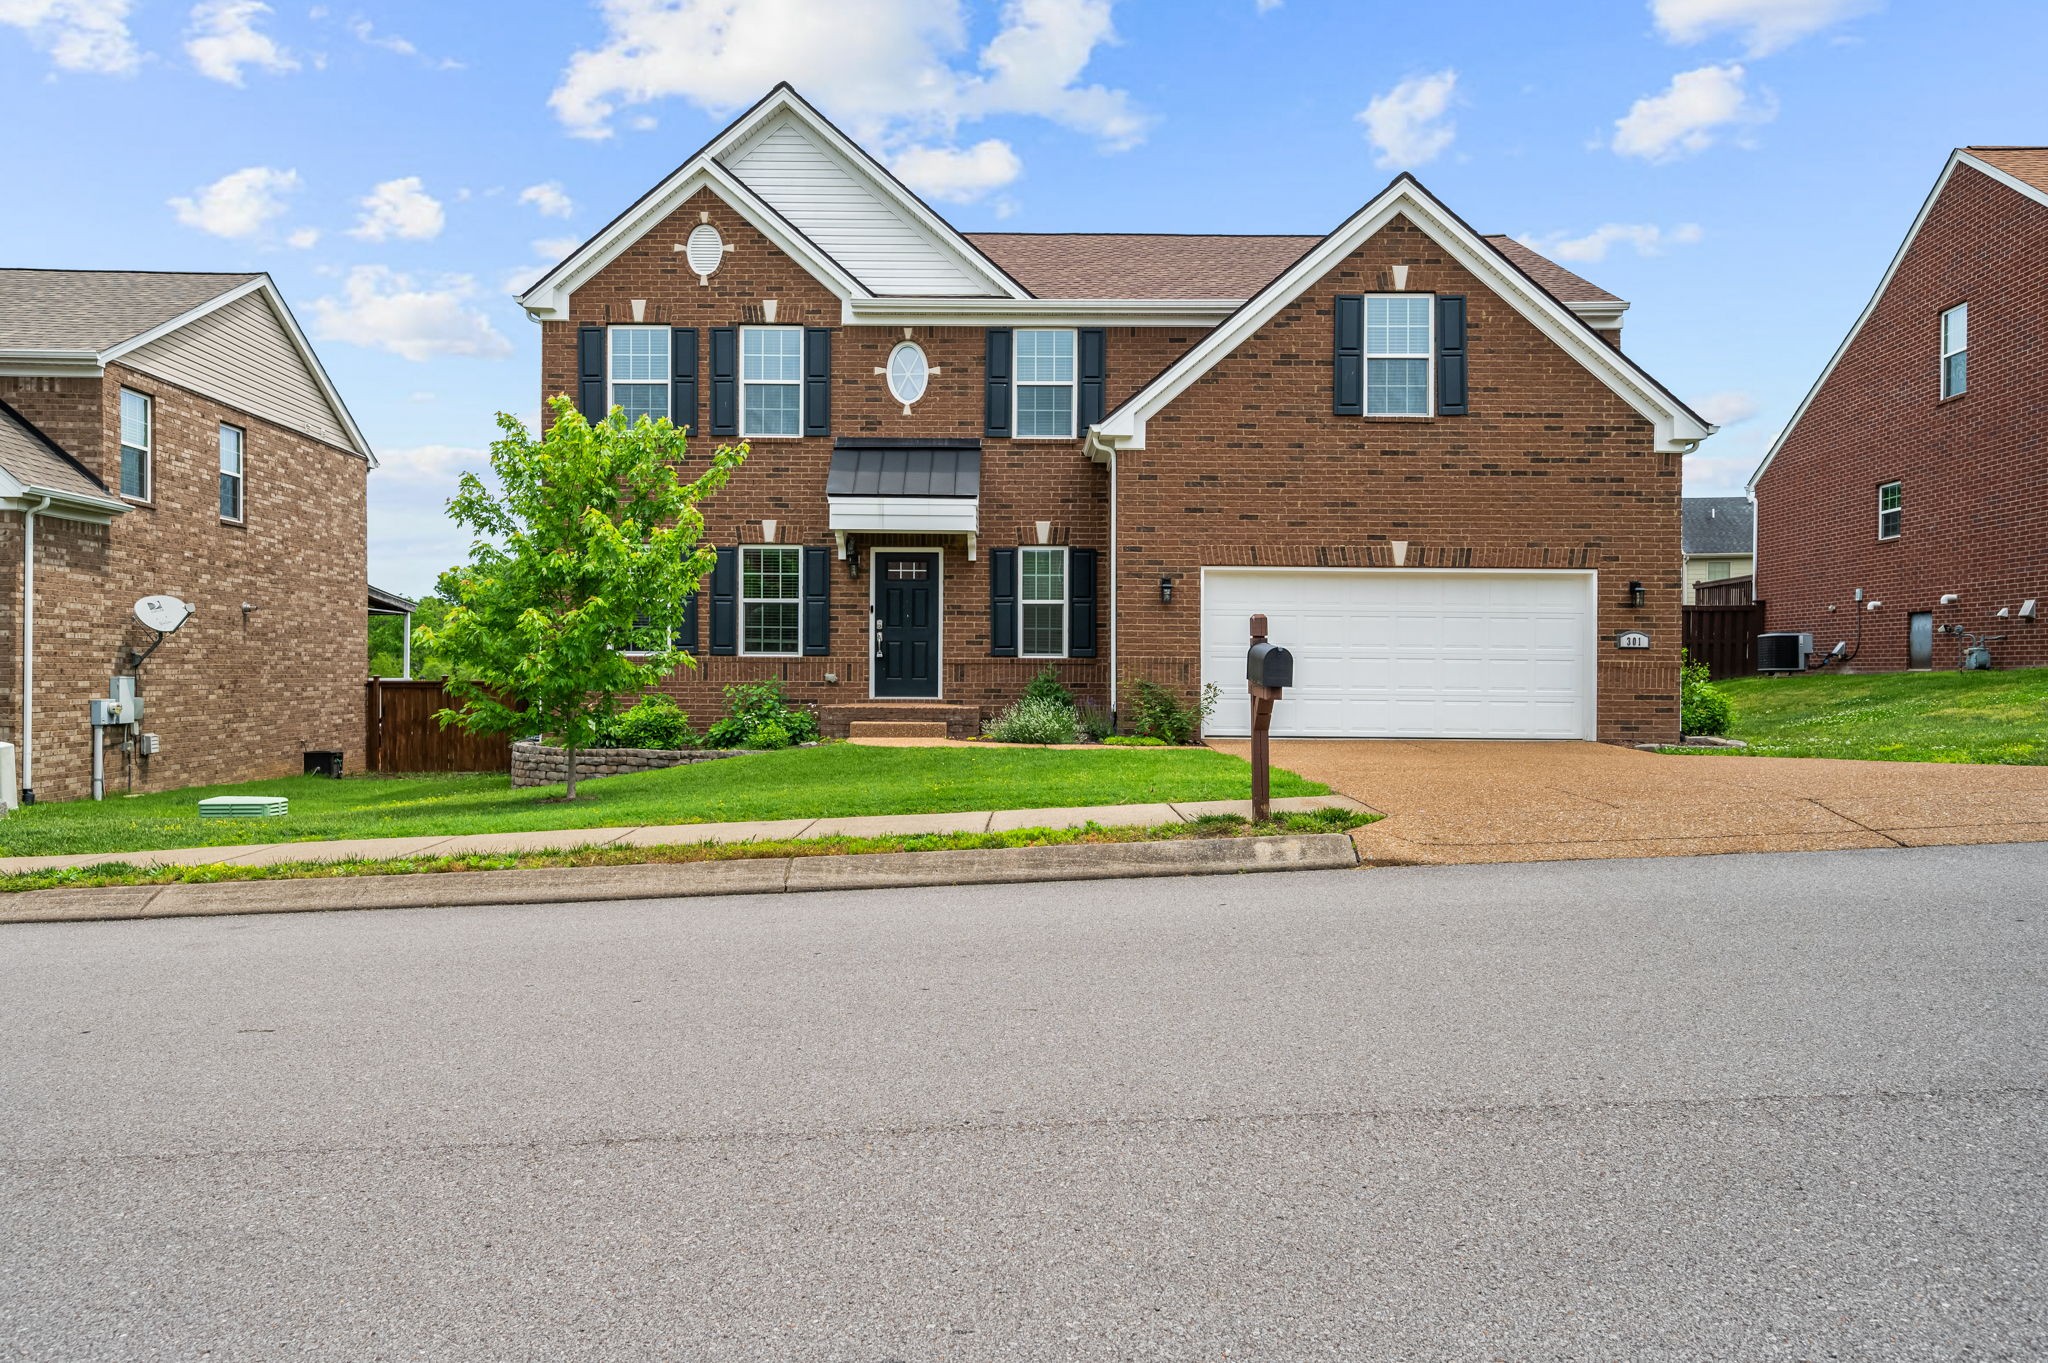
[511,740,743,788]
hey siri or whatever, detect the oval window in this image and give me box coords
[887,342,929,406]
[685,223,724,278]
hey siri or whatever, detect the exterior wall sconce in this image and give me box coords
[1160,576,1174,605]
[1627,581,1645,608]
[845,555,862,580]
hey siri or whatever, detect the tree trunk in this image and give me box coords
[564,745,578,799]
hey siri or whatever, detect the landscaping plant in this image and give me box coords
[602,693,695,750]
[1124,679,1221,745]
[704,679,820,750]
[1020,666,1076,710]
[1680,651,1734,737]
[983,695,1082,745]
[420,399,745,797]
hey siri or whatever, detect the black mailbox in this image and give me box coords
[1246,640,1293,690]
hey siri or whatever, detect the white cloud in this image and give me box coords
[167,165,300,238]
[184,0,298,84]
[369,444,489,596]
[285,225,320,249]
[311,266,512,361]
[891,139,1022,203]
[532,236,582,259]
[1693,390,1760,427]
[1519,221,1704,263]
[0,0,138,73]
[1611,63,1774,161]
[1255,0,1281,10]
[1651,0,1880,56]
[350,176,446,241]
[347,15,411,55]
[1356,69,1457,169]
[548,0,1150,160]
[518,181,575,218]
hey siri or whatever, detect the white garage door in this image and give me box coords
[1201,569,1595,739]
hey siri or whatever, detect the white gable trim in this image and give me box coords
[1092,176,1714,456]
[1750,151,2046,492]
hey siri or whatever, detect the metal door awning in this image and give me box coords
[826,439,981,559]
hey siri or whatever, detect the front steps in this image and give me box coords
[821,702,982,740]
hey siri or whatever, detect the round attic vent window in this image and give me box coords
[887,342,929,406]
[685,223,724,278]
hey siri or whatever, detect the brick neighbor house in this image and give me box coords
[520,85,1713,744]
[1751,147,2047,672]
[1,270,375,804]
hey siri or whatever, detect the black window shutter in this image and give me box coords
[671,327,699,434]
[709,327,738,437]
[1068,548,1098,658]
[984,328,1012,438]
[1333,296,1363,416]
[1078,329,1107,430]
[577,325,607,424]
[989,546,1017,657]
[803,328,832,437]
[708,546,737,655]
[677,590,700,656]
[801,545,830,655]
[1435,294,1468,416]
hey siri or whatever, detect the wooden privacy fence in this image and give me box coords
[365,678,512,773]
[1683,602,1768,681]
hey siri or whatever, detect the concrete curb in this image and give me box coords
[0,834,1360,926]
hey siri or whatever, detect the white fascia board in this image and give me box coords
[1094,180,1713,455]
[713,88,1030,301]
[522,160,871,322]
[1750,150,2041,493]
[0,350,102,377]
[828,495,978,535]
[847,297,1244,328]
[0,469,127,521]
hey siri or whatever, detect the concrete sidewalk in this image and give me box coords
[0,795,1366,876]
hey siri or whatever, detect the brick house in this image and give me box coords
[520,86,1712,743]
[0,270,375,804]
[1751,147,2047,671]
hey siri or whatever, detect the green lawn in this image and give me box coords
[0,742,1324,859]
[1697,667,2048,764]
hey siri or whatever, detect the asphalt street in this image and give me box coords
[3,843,2045,1361]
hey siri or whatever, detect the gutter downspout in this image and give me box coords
[1107,446,1118,722]
[20,495,49,804]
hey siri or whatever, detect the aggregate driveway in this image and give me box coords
[1211,738,2048,864]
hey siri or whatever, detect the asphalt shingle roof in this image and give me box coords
[1966,146,2048,196]
[0,269,260,353]
[1682,497,1755,556]
[0,398,110,501]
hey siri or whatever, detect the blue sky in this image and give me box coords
[3,0,2042,596]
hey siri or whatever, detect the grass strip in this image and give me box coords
[0,809,1373,895]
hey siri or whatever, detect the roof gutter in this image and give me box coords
[17,495,49,804]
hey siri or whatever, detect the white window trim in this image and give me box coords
[1018,544,1069,659]
[740,324,804,440]
[607,324,671,424]
[1011,328,1078,441]
[1939,302,1967,400]
[1877,481,1903,541]
[118,387,152,503]
[886,340,930,410]
[740,544,804,657]
[1364,294,1435,418]
[218,422,245,524]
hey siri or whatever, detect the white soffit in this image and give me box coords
[828,495,978,534]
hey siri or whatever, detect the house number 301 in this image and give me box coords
[1616,631,1651,649]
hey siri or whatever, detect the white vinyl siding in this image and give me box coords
[1013,330,1075,439]
[218,424,244,522]
[121,290,353,451]
[1940,303,1967,398]
[741,545,802,655]
[1366,296,1433,416]
[609,326,670,424]
[723,116,993,296]
[1878,481,1902,540]
[741,327,803,437]
[118,388,151,501]
[1019,546,1067,658]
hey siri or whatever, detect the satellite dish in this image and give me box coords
[134,595,194,633]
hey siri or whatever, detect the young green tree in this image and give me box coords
[422,397,745,797]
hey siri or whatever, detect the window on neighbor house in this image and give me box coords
[1706,560,1733,581]
[1013,330,1076,439]
[1020,546,1067,658]
[118,388,151,500]
[1878,481,1903,540]
[1940,303,1967,398]
[608,326,671,425]
[218,424,244,522]
[741,545,802,655]
[1366,295,1433,416]
[741,326,803,437]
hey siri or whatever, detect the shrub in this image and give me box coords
[1124,679,1220,745]
[601,693,695,749]
[1020,665,1075,710]
[1680,651,1734,737]
[1075,701,1115,743]
[1100,734,1166,747]
[704,679,820,749]
[983,695,1081,745]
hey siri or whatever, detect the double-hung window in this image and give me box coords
[1366,296,1433,416]
[1878,481,1902,540]
[1019,546,1067,657]
[741,545,802,655]
[1013,330,1075,438]
[1940,303,1967,399]
[218,424,244,522]
[118,388,151,500]
[741,326,802,437]
[609,326,670,424]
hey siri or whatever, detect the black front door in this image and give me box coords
[874,552,940,697]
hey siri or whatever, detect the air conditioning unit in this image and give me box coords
[1757,632,1813,673]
